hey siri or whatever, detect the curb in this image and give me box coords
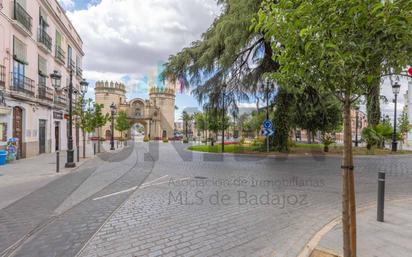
[297,197,412,257]
[185,147,412,159]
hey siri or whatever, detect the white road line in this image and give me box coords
[140,177,190,189]
[93,186,138,201]
[93,175,173,201]
[141,175,169,186]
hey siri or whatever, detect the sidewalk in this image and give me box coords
[315,199,412,257]
[0,140,126,210]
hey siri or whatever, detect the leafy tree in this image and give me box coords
[292,87,342,144]
[194,112,207,140]
[74,96,93,158]
[92,103,109,152]
[255,1,412,256]
[115,111,131,140]
[398,109,411,144]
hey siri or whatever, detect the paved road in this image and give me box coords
[0,142,411,257]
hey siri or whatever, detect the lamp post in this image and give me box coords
[50,70,61,153]
[355,107,359,147]
[391,81,401,152]
[110,102,117,150]
[80,79,89,158]
[221,83,227,153]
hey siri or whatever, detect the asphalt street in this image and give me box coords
[0,142,411,257]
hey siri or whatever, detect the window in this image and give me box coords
[39,7,48,31]
[0,123,7,142]
[13,36,27,64]
[13,36,26,88]
[67,45,72,68]
[38,55,47,86]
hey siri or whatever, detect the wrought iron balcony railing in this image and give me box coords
[54,95,67,107]
[0,65,5,88]
[38,29,52,51]
[55,45,65,64]
[13,1,32,32]
[38,84,54,101]
[10,72,35,96]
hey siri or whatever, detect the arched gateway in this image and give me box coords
[95,81,176,140]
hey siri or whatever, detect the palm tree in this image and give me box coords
[182,111,193,139]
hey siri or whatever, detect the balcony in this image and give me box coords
[11,1,32,36]
[55,46,65,65]
[0,65,5,88]
[54,95,67,108]
[10,72,35,100]
[38,84,54,103]
[37,29,52,53]
[76,66,82,78]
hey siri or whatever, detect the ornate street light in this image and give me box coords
[391,81,401,152]
[50,70,61,88]
[51,63,76,167]
[110,102,117,150]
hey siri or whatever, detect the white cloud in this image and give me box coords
[58,0,75,10]
[67,0,221,90]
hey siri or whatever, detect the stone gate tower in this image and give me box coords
[94,80,176,140]
[95,81,127,139]
[149,87,176,139]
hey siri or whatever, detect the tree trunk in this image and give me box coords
[342,93,356,257]
[367,81,381,127]
[97,128,101,153]
[82,129,86,158]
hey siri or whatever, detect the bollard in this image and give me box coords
[93,143,96,155]
[117,140,118,149]
[77,146,80,162]
[56,151,60,173]
[377,171,386,222]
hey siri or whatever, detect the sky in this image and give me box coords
[59,0,410,123]
[59,0,222,120]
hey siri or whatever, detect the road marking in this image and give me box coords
[140,177,190,189]
[92,187,138,201]
[93,175,189,201]
[141,175,169,186]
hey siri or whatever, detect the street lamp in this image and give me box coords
[50,70,62,88]
[110,102,117,150]
[391,81,401,152]
[79,79,89,158]
[355,107,359,147]
[221,83,227,153]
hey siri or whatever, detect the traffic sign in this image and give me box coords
[262,128,274,137]
[263,119,273,129]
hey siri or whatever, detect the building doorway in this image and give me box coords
[55,122,60,151]
[105,130,111,140]
[13,106,23,158]
[39,119,46,154]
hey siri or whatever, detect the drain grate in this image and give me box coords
[194,176,208,180]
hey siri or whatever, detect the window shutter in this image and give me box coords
[55,31,62,47]
[13,36,27,64]
[38,55,47,76]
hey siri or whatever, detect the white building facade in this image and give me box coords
[0,0,84,158]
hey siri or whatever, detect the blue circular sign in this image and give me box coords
[263,120,273,129]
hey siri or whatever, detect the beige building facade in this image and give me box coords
[95,81,176,140]
[0,0,84,158]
